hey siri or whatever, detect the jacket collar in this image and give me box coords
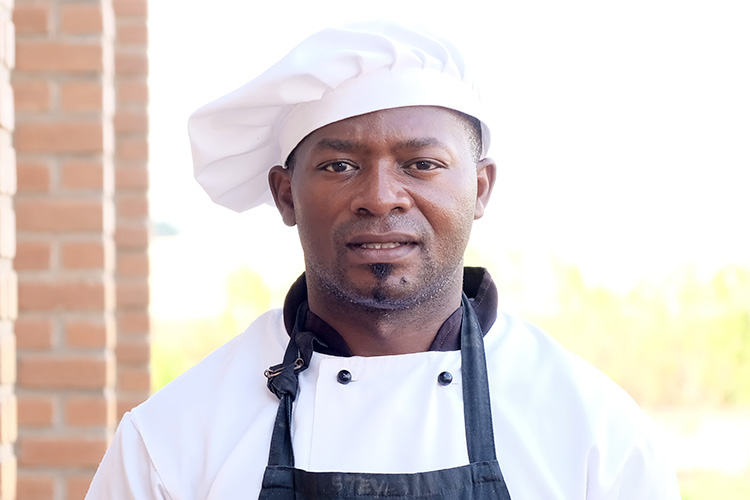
[282,267,498,356]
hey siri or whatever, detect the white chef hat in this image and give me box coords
[188,19,492,212]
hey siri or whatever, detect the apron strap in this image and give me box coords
[266,394,295,467]
[264,301,316,467]
[265,303,315,401]
[460,292,498,463]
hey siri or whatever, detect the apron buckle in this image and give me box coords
[263,357,305,379]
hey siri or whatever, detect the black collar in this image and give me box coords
[282,267,498,357]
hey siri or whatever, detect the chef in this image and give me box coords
[86,20,681,499]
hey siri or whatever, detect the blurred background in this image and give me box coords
[148,1,750,498]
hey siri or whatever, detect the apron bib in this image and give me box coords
[259,294,512,499]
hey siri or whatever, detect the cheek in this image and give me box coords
[425,196,476,245]
[428,178,477,224]
[291,191,320,250]
[424,181,478,251]
[292,190,342,260]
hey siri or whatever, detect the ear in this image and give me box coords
[268,165,296,227]
[474,158,496,220]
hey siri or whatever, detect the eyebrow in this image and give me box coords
[313,138,363,152]
[313,137,450,153]
[395,137,447,151]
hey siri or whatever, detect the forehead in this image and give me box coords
[295,106,469,153]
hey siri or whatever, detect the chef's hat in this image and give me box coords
[188,19,491,212]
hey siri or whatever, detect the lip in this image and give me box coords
[345,232,420,264]
[346,232,418,246]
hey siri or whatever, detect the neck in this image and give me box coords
[306,272,464,356]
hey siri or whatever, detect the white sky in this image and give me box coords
[148,0,750,317]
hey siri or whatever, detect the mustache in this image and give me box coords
[332,213,427,242]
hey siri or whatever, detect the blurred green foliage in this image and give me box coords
[679,471,750,500]
[152,267,272,391]
[520,263,750,407]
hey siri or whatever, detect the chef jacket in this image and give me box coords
[85,269,680,499]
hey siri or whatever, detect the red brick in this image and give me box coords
[115,51,148,76]
[13,80,51,112]
[116,137,148,162]
[15,121,104,154]
[15,317,53,350]
[14,240,52,271]
[117,79,148,104]
[17,397,54,427]
[61,240,108,269]
[18,356,110,389]
[117,366,149,393]
[116,339,149,364]
[65,319,110,349]
[60,160,106,191]
[64,396,109,427]
[16,161,51,192]
[17,474,54,500]
[117,252,148,277]
[15,199,108,232]
[116,310,149,335]
[116,194,148,218]
[113,0,148,17]
[114,110,148,134]
[60,81,104,112]
[115,166,148,190]
[67,474,94,500]
[13,6,50,35]
[60,4,103,34]
[116,281,148,308]
[116,22,148,45]
[19,279,109,312]
[114,224,149,248]
[15,41,103,73]
[19,436,108,467]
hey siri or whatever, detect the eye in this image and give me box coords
[322,161,357,173]
[405,160,442,171]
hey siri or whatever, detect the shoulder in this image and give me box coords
[101,309,287,498]
[86,413,169,499]
[485,312,642,420]
[485,313,680,499]
[134,308,286,419]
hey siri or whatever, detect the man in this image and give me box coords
[86,20,680,499]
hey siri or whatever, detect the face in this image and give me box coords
[269,106,495,311]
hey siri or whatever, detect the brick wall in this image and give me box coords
[0,0,16,498]
[11,0,150,497]
[112,0,149,420]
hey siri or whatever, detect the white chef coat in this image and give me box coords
[85,308,681,499]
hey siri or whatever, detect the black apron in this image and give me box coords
[259,294,512,499]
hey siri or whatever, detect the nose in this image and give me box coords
[349,163,413,216]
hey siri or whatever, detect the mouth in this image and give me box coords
[353,242,408,250]
[344,234,419,264]
[346,232,419,248]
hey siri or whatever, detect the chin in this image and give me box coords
[308,259,461,311]
[338,277,446,312]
